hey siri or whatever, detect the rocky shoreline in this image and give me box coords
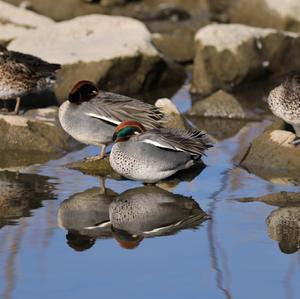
[0,0,299,188]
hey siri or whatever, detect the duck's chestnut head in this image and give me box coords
[68,80,99,103]
[113,120,146,142]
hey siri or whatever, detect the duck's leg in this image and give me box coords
[14,97,21,115]
[99,177,106,194]
[99,144,106,159]
[85,145,107,161]
[291,124,300,146]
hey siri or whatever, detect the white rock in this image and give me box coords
[192,23,300,94]
[0,0,54,42]
[8,14,163,100]
[9,14,157,64]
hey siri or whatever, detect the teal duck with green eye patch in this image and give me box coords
[109,120,212,183]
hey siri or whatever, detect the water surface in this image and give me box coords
[0,83,299,299]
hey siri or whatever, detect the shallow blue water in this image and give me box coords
[0,86,299,299]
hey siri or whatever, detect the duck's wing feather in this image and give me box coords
[136,128,213,156]
[7,49,60,76]
[84,91,164,129]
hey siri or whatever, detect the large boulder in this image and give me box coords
[0,0,54,43]
[192,24,300,95]
[8,14,184,101]
[188,90,261,120]
[208,0,300,32]
[0,107,79,169]
[239,120,300,182]
[4,0,209,62]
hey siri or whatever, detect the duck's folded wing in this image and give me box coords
[137,128,213,156]
[8,50,60,75]
[84,91,164,128]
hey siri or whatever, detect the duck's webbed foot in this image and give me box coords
[85,145,107,161]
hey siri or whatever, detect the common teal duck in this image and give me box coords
[109,120,212,183]
[0,45,60,114]
[110,186,209,249]
[58,186,117,251]
[58,81,164,159]
[267,71,300,146]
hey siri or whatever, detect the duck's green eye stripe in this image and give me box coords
[117,127,135,138]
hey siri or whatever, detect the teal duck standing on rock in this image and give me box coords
[110,120,212,183]
[267,71,300,146]
[0,45,60,114]
[59,81,165,159]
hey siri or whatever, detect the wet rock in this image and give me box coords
[0,0,54,43]
[239,120,300,174]
[189,90,259,120]
[229,0,300,33]
[155,97,190,129]
[192,24,300,95]
[0,107,79,169]
[188,115,248,141]
[238,191,300,207]
[66,156,121,178]
[8,14,184,102]
[267,206,300,254]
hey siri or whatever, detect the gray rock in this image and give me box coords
[187,115,248,141]
[239,120,300,174]
[8,14,184,102]
[0,107,79,169]
[0,0,54,43]
[192,24,300,95]
[155,97,191,130]
[230,0,300,32]
[66,156,121,179]
[189,90,259,119]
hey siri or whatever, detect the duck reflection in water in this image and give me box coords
[267,207,300,254]
[110,186,210,250]
[58,184,117,251]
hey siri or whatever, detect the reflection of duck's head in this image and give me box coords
[112,227,144,250]
[278,240,299,254]
[66,230,95,252]
[109,186,208,239]
[58,187,116,235]
[267,207,300,254]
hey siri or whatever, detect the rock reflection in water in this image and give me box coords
[58,186,117,251]
[110,186,209,249]
[0,171,55,228]
[267,207,300,254]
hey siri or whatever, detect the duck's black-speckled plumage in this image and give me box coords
[267,72,300,124]
[0,45,60,100]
